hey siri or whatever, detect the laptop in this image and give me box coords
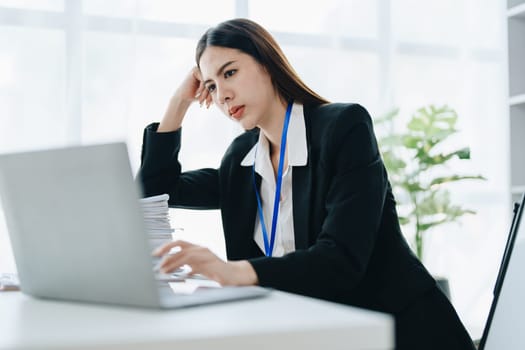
[0,142,269,308]
[478,193,525,349]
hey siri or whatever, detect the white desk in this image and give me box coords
[0,290,394,350]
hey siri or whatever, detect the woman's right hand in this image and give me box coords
[157,67,212,132]
[176,66,210,106]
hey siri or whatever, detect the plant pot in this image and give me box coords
[434,276,451,300]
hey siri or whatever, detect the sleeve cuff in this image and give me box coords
[141,123,182,164]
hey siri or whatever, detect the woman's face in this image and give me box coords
[199,46,280,130]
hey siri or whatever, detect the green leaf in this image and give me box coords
[455,148,470,159]
[417,218,448,232]
[430,175,486,187]
[407,117,427,132]
[426,129,457,144]
[398,216,410,225]
[402,135,422,149]
[382,154,407,173]
[416,148,472,166]
[402,182,426,193]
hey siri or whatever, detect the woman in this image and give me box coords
[138,18,475,350]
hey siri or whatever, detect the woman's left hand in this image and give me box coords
[153,240,258,286]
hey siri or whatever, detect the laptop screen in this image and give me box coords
[479,194,525,350]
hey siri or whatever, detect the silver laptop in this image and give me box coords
[0,142,269,308]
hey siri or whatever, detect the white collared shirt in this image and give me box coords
[241,103,308,257]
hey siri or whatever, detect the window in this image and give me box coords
[0,0,63,12]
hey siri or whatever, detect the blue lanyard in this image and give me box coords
[252,101,293,257]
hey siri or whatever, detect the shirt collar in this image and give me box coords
[240,103,308,167]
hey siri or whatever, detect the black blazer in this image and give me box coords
[138,103,436,314]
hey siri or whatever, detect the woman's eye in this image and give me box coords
[207,84,216,93]
[224,69,236,78]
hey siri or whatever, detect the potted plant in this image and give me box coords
[375,105,486,298]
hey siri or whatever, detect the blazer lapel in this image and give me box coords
[234,168,261,257]
[292,165,312,250]
[292,106,314,250]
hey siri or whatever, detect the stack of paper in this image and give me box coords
[139,194,174,250]
[0,273,20,291]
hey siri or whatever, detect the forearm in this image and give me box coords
[138,124,181,196]
[157,95,192,132]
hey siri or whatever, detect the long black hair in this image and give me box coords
[196,18,329,106]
